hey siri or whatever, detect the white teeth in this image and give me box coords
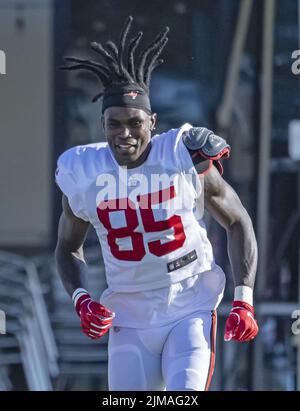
[117,144,136,150]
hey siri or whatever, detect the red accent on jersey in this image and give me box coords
[97,198,146,261]
[138,186,186,257]
[97,186,186,261]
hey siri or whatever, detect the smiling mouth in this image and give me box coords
[116,144,137,148]
[115,144,138,153]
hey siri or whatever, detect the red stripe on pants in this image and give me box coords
[205,310,217,391]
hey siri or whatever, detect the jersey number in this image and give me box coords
[96,186,186,261]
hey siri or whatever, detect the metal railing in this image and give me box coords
[33,246,110,390]
[0,251,59,390]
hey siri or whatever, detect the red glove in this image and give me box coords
[75,292,115,340]
[224,300,259,342]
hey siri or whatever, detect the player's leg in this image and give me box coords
[108,325,164,391]
[162,310,217,391]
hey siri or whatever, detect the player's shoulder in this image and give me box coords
[57,142,108,172]
[152,123,193,147]
[58,141,108,162]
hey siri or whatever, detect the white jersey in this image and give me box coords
[56,123,225,327]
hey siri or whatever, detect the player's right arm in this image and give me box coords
[55,194,114,339]
[55,194,90,298]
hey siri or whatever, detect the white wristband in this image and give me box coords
[234,285,253,306]
[72,288,89,308]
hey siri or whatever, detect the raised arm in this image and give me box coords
[204,166,259,342]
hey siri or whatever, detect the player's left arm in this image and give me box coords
[204,165,259,342]
[204,165,257,288]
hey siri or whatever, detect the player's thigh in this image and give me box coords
[162,310,217,391]
[108,326,164,391]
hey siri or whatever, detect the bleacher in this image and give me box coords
[0,248,109,391]
[0,251,59,390]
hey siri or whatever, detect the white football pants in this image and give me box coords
[108,310,217,391]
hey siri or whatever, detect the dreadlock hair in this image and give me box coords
[61,16,169,114]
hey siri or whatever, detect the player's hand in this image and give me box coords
[75,293,115,340]
[224,300,259,342]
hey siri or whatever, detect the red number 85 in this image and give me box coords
[97,186,186,261]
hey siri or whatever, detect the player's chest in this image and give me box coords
[83,165,198,232]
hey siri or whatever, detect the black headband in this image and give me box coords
[102,84,152,115]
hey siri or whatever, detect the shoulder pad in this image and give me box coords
[182,127,214,150]
[183,127,230,159]
[183,127,231,175]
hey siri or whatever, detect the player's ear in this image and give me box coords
[150,113,157,131]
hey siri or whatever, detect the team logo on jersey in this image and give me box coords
[123,91,139,99]
[167,250,197,272]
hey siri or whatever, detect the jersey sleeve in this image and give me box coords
[154,123,193,173]
[55,147,89,222]
[175,124,205,199]
[166,123,195,173]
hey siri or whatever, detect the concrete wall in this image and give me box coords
[0,0,53,247]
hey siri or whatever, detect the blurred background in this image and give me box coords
[0,0,299,391]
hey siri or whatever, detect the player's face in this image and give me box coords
[102,107,156,168]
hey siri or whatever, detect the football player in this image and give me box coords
[55,16,258,391]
